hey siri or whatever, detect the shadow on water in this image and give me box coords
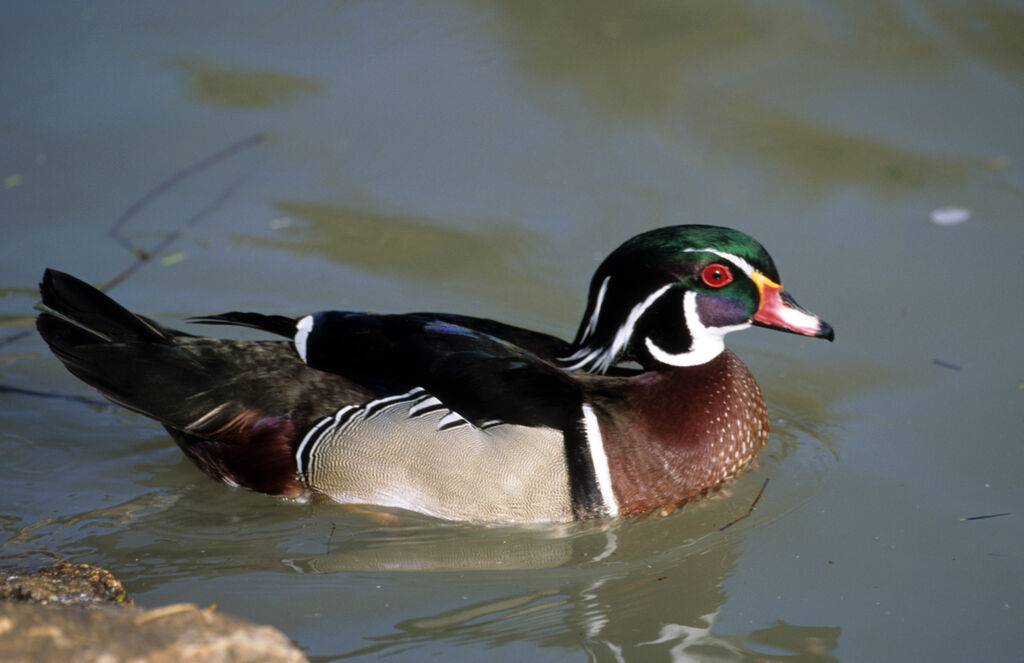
[173,57,324,109]
[240,200,543,284]
[232,199,575,319]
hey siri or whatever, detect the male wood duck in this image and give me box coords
[36,225,832,523]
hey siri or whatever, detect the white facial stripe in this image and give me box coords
[580,275,610,342]
[682,248,755,277]
[582,404,618,517]
[295,315,314,363]
[563,251,758,373]
[644,290,750,367]
[561,276,612,366]
[566,283,674,373]
[561,345,602,366]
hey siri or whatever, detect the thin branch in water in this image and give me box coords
[96,174,247,292]
[0,132,267,349]
[108,132,267,253]
[327,522,337,553]
[719,477,770,532]
[0,328,33,349]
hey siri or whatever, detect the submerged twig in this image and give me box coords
[327,522,337,553]
[107,132,267,252]
[96,173,247,292]
[719,477,770,531]
[0,132,266,350]
[0,328,33,348]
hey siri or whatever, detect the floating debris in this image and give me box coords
[160,251,187,267]
[930,206,971,226]
[960,512,1010,521]
[269,216,298,230]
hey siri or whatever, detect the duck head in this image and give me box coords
[560,225,834,373]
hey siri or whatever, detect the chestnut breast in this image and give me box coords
[592,350,770,515]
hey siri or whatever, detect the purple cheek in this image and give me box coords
[695,295,747,327]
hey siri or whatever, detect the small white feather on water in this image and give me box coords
[929,206,971,226]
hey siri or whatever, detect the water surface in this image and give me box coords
[2,2,1021,661]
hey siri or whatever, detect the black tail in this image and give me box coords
[37,269,171,349]
[35,270,365,500]
[36,270,181,411]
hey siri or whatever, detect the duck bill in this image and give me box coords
[751,272,834,341]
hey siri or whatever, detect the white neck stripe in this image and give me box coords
[582,404,618,517]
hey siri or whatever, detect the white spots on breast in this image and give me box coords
[692,353,769,489]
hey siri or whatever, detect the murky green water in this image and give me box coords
[2,2,1021,660]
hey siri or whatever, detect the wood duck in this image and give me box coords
[36,225,832,523]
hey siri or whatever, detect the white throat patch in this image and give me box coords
[644,290,750,367]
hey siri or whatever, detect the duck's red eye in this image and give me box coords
[700,263,733,288]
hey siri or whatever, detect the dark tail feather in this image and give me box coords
[35,270,184,405]
[35,270,198,415]
[188,312,298,339]
[34,270,318,499]
[37,269,169,345]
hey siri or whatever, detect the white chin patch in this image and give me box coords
[295,315,314,363]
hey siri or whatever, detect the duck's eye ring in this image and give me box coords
[700,263,733,288]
